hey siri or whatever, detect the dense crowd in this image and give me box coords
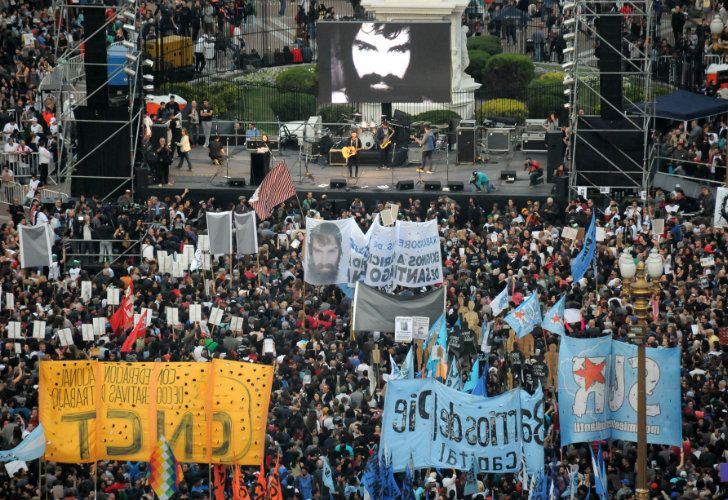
[0,185,725,499]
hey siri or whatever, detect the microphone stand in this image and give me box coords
[225,138,230,181]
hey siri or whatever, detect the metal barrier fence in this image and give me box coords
[64,238,143,268]
[0,151,42,178]
[0,181,69,206]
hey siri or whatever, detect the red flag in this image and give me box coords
[109,286,134,333]
[233,466,251,500]
[120,310,147,353]
[249,162,296,220]
[267,455,283,500]
[213,464,227,500]
[252,462,267,500]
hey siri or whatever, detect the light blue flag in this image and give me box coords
[463,456,479,496]
[444,356,462,391]
[480,321,491,353]
[321,456,335,496]
[558,335,682,447]
[505,293,542,338]
[571,212,596,282]
[386,353,401,382]
[541,295,566,336]
[471,373,487,397]
[423,314,445,351]
[490,284,510,316]
[337,283,354,299]
[0,423,46,462]
[590,445,607,500]
[403,347,415,380]
[462,358,480,393]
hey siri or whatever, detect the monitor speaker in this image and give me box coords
[396,179,414,190]
[330,178,347,188]
[228,177,246,187]
[553,175,568,199]
[456,128,476,164]
[424,180,441,191]
[448,181,464,192]
[500,170,517,181]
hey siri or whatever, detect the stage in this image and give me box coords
[138,144,556,209]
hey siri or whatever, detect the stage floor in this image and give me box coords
[161,145,554,199]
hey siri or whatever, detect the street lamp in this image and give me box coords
[618,248,664,500]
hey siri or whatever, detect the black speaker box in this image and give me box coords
[448,181,464,192]
[228,177,246,187]
[553,175,568,199]
[546,131,564,182]
[250,152,270,185]
[330,178,347,189]
[396,179,414,190]
[84,7,108,109]
[135,167,150,189]
[456,128,476,164]
[424,180,441,191]
[500,170,517,181]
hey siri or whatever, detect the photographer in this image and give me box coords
[154,137,173,186]
[524,158,544,186]
[470,170,495,193]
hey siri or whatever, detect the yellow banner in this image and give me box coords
[39,360,273,464]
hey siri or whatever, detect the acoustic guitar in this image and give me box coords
[341,145,358,159]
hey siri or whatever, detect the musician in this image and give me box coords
[524,158,544,186]
[413,124,435,174]
[346,131,362,178]
[375,120,393,170]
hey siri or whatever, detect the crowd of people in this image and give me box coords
[0,184,725,499]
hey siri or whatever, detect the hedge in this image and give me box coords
[275,66,318,93]
[466,35,503,56]
[270,92,317,122]
[479,98,527,124]
[466,50,490,83]
[411,110,461,124]
[318,104,355,124]
[160,81,234,119]
[481,54,534,99]
[527,72,566,120]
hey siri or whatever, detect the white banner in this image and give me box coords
[347,224,370,285]
[393,219,442,287]
[715,187,728,228]
[363,216,397,288]
[303,218,355,286]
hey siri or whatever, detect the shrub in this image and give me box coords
[479,98,527,124]
[466,50,490,83]
[466,35,502,56]
[275,66,318,93]
[481,54,534,99]
[527,72,566,120]
[270,92,317,122]
[318,104,355,125]
[411,110,461,125]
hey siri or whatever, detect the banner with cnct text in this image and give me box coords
[39,360,274,464]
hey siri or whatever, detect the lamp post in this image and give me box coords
[618,248,664,500]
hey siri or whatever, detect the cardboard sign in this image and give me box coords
[57,328,74,346]
[93,318,106,336]
[33,320,46,339]
[701,257,715,268]
[189,304,202,322]
[166,307,179,326]
[596,227,606,242]
[652,218,665,236]
[561,227,578,240]
[81,281,92,303]
[198,234,210,252]
[5,292,14,310]
[209,307,224,326]
[230,316,245,332]
[107,287,120,306]
[394,316,414,343]
[81,324,94,342]
[7,321,21,339]
[380,209,394,227]
[413,316,430,340]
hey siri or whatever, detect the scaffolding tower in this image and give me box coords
[563,0,655,198]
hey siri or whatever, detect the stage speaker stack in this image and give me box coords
[456,120,476,164]
[595,16,623,121]
[396,179,414,190]
[448,181,464,192]
[553,175,568,199]
[424,180,441,191]
[330,178,347,188]
[546,131,563,182]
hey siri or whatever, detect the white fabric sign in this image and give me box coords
[394,316,414,343]
[714,187,728,228]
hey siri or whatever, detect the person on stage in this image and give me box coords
[470,170,496,192]
[375,120,393,170]
[413,124,436,174]
[209,135,225,165]
[346,131,362,178]
[524,158,544,186]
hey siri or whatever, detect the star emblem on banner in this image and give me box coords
[515,311,525,320]
[551,313,562,323]
[574,358,606,389]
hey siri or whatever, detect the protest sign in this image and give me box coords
[39,359,274,465]
[363,216,397,288]
[714,187,728,228]
[303,217,356,286]
[558,335,681,447]
[394,317,413,343]
[381,379,543,473]
[393,219,442,287]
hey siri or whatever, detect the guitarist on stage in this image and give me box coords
[345,131,363,178]
[375,120,394,170]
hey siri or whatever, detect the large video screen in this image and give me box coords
[318,22,452,104]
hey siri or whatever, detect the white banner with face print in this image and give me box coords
[303,217,355,286]
[348,223,371,285]
[363,215,397,288]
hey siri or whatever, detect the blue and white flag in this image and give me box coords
[558,335,682,447]
[541,295,566,336]
[472,373,487,397]
[383,353,401,382]
[528,468,548,500]
[403,347,415,380]
[571,213,596,283]
[401,461,415,500]
[505,293,542,338]
[490,285,510,316]
[423,314,445,351]
[378,449,401,500]
[362,452,381,498]
[463,456,479,496]
[590,445,607,500]
[444,356,462,391]
[321,456,335,495]
[462,357,480,393]
[0,423,46,462]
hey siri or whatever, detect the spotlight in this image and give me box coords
[564,32,575,41]
[563,75,575,86]
[122,11,135,21]
[563,88,572,96]
[124,67,136,77]
[143,74,154,82]
[122,40,135,50]
[124,53,138,63]
[562,61,574,70]
[563,47,574,55]
[143,59,154,68]
[123,23,136,33]
[564,18,576,28]
[143,85,155,92]
[563,2,576,10]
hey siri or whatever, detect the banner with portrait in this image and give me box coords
[39,360,274,464]
[557,335,681,447]
[381,379,544,473]
[303,217,356,286]
[714,186,728,228]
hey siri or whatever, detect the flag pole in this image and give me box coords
[38,458,42,499]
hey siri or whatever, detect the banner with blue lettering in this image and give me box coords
[521,386,545,474]
[393,219,442,287]
[558,335,682,447]
[570,212,596,282]
[348,223,370,285]
[364,216,397,288]
[382,379,544,473]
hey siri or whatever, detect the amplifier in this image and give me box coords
[424,180,441,191]
[396,179,414,190]
[330,178,347,188]
[329,149,346,166]
[227,177,246,187]
[448,181,464,192]
[520,133,547,152]
[245,138,280,151]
